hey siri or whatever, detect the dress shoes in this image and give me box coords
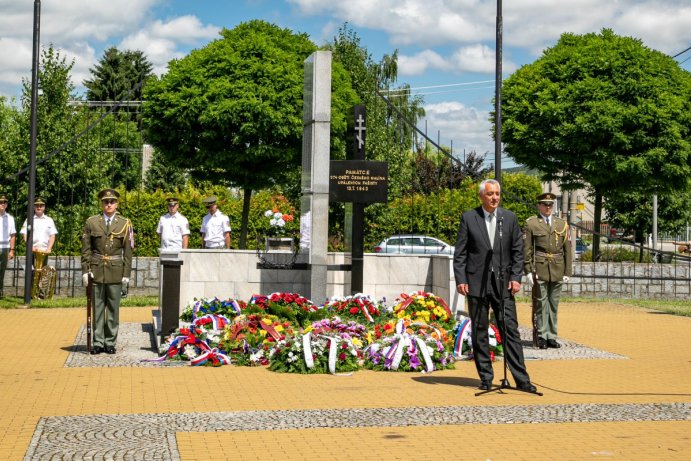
[105,346,116,355]
[537,338,548,349]
[477,381,493,391]
[546,339,561,349]
[90,346,104,355]
[517,382,537,393]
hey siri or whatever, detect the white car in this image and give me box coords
[373,235,454,255]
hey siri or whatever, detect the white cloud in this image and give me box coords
[421,101,493,158]
[399,45,517,76]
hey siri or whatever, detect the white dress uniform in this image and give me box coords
[21,214,58,251]
[157,212,190,250]
[200,210,231,248]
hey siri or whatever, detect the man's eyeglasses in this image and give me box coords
[102,199,117,205]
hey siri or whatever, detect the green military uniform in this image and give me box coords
[523,193,572,346]
[81,189,133,353]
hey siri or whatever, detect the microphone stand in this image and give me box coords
[477,214,542,396]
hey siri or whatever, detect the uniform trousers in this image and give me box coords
[467,273,530,385]
[92,283,122,348]
[0,249,8,296]
[535,280,562,340]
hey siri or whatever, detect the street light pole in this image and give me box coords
[24,0,41,303]
[494,0,503,184]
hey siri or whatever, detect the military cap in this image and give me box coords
[98,188,120,201]
[34,197,46,205]
[537,192,556,204]
[165,197,179,206]
[0,193,8,203]
[202,196,217,206]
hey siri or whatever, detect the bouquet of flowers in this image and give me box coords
[220,313,293,366]
[247,292,326,327]
[390,291,454,325]
[308,317,368,347]
[180,297,246,322]
[155,326,230,367]
[324,294,383,323]
[263,209,295,237]
[371,318,452,346]
[452,316,503,361]
[268,330,361,374]
[363,319,455,372]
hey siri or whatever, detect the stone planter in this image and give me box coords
[265,237,294,252]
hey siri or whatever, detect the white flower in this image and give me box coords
[264,209,273,217]
[269,218,278,226]
[250,350,264,362]
[276,218,285,227]
[183,344,199,359]
[273,212,283,219]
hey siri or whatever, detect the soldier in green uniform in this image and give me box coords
[523,192,572,349]
[81,189,133,355]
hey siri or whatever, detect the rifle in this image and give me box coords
[86,274,93,353]
[530,273,539,347]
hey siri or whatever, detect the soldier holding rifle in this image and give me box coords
[524,192,572,349]
[81,189,133,355]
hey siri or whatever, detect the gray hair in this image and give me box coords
[478,179,501,196]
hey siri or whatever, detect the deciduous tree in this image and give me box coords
[501,29,691,259]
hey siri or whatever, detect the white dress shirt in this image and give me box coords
[200,210,231,247]
[0,212,16,249]
[20,214,57,250]
[157,212,190,250]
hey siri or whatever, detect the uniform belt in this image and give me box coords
[92,253,123,262]
[535,250,562,258]
[205,243,225,249]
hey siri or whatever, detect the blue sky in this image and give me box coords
[1,0,690,166]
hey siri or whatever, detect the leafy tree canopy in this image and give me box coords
[502,28,691,195]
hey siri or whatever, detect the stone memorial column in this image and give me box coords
[301,51,331,304]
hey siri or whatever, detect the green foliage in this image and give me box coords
[502,29,691,197]
[580,247,654,263]
[360,173,542,251]
[84,47,153,101]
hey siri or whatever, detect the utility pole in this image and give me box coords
[494,0,503,183]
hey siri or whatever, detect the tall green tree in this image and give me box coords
[501,29,691,259]
[84,47,153,101]
[143,20,358,248]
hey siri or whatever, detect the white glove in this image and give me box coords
[122,277,129,285]
[525,274,535,289]
[562,276,569,283]
[82,272,92,285]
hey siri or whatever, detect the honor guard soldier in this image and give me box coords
[200,196,231,249]
[523,192,573,349]
[157,197,190,250]
[0,193,16,298]
[81,189,134,355]
[21,197,58,253]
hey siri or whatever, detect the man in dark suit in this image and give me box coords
[453,179,537,393]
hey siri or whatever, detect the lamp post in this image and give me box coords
[24,0,41,303]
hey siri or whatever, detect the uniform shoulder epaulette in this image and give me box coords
[86,215,101,224]
[526,216,537,222]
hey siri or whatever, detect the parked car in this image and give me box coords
[575,237,588,259]
[374,235,454,255]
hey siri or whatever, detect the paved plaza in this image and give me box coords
[1,301,689,460]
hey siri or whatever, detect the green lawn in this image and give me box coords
[518,295,691,317]
[0,295,158,309]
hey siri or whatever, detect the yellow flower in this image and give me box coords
[352,338,363,347]
[303,325,313,333]
[259,330,267,337]
[275,325,284,332]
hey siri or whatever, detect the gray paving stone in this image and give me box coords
[24,403,691,460]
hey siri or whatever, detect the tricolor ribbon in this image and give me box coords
[414,336,434,373]
[453,318,472,358]
[193,314,230,331]
[190,348,231,367]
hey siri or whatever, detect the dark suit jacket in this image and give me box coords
[453,206,524,298]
